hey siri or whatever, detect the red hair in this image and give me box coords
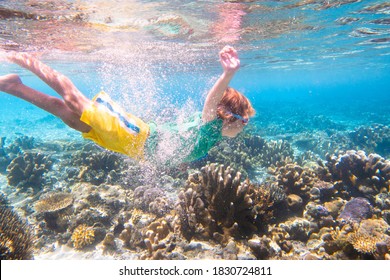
[217,87,255,123]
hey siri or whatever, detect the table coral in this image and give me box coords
[34,192,74,232]
[34,192,74,213]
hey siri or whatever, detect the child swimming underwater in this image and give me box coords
[0,46,255,164]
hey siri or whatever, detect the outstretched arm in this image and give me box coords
[202,46,240,123]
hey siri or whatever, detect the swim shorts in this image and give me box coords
[80,91,150,160]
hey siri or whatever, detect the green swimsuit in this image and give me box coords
[146,112,223,165]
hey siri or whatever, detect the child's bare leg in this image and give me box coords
[0,74,91,132]
[7,52,90,116]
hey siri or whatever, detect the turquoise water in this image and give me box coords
[1,0,389,144]
[1,0,390,260]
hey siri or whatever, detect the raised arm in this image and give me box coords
[202,46,240,123]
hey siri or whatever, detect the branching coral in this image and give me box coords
[349,124,390,157]
[133,186,172,217]
[68,149,128,185]
[118,209,155,250]
[251,182,286,230]
[207,134,294,177]
[175,163,273,243]
[346,218,390,258]
[143,218,172,255]
[319,217,390,259]
[0,207,34,260]
[267,161,321,206]
[6,152,53,192]
[71,224,95,249]
[326,150,390,200]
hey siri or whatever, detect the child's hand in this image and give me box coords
[219,45,240,74]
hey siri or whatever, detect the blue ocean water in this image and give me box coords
[0,0,389,146]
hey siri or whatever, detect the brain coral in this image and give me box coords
[0,207,34,260]
[71,224,95,249]
[34,192,74,213]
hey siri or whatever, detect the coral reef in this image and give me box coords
[267,160,325,214]
[34,192,74,232]
[0,137,10,173]
[71,224,95,249]
[1,136,37,173]
[338,197,372,223]
[1,132,389,261]
[207,134,294,177]
[0,206,34,260]
[175,163,277,243]
[133,186,172,217]
[349,124,390,157]
[70,183,131,228]
[325,150,390,201]
[143,218,175,258]
[347,231,380,255]
[6,152,53,192]
[0,192,10,207]
[34,192,74,213]
[67,148,127,185]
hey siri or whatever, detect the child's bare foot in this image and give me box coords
[0,74,23,92]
